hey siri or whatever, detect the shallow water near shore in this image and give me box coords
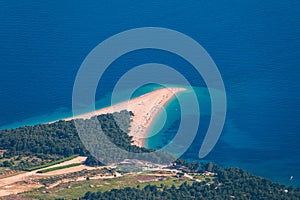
[0,84,163,130]
[1,0,299,187]
[1,84,299,186]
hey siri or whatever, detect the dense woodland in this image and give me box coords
[0,110,150,168]
[0,110,172,168]
[80,165,300,200]
[1,111,300,199]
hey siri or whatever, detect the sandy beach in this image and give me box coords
[63,87,186,147]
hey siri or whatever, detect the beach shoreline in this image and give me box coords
[62,87,186,147]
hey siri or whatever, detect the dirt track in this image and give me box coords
[0,156,89,197]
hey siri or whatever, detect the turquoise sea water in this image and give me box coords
[0,0,299,186]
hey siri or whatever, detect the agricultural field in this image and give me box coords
[23,173,199,200]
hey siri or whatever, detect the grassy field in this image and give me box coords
[25,155,79,171]
[36,163,81,173]
[24,173,197,199]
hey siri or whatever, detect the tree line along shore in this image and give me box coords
[0,110,299,199]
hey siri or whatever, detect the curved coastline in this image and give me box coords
[62,87,186,147]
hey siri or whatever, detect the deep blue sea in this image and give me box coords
[0,1,299,186]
